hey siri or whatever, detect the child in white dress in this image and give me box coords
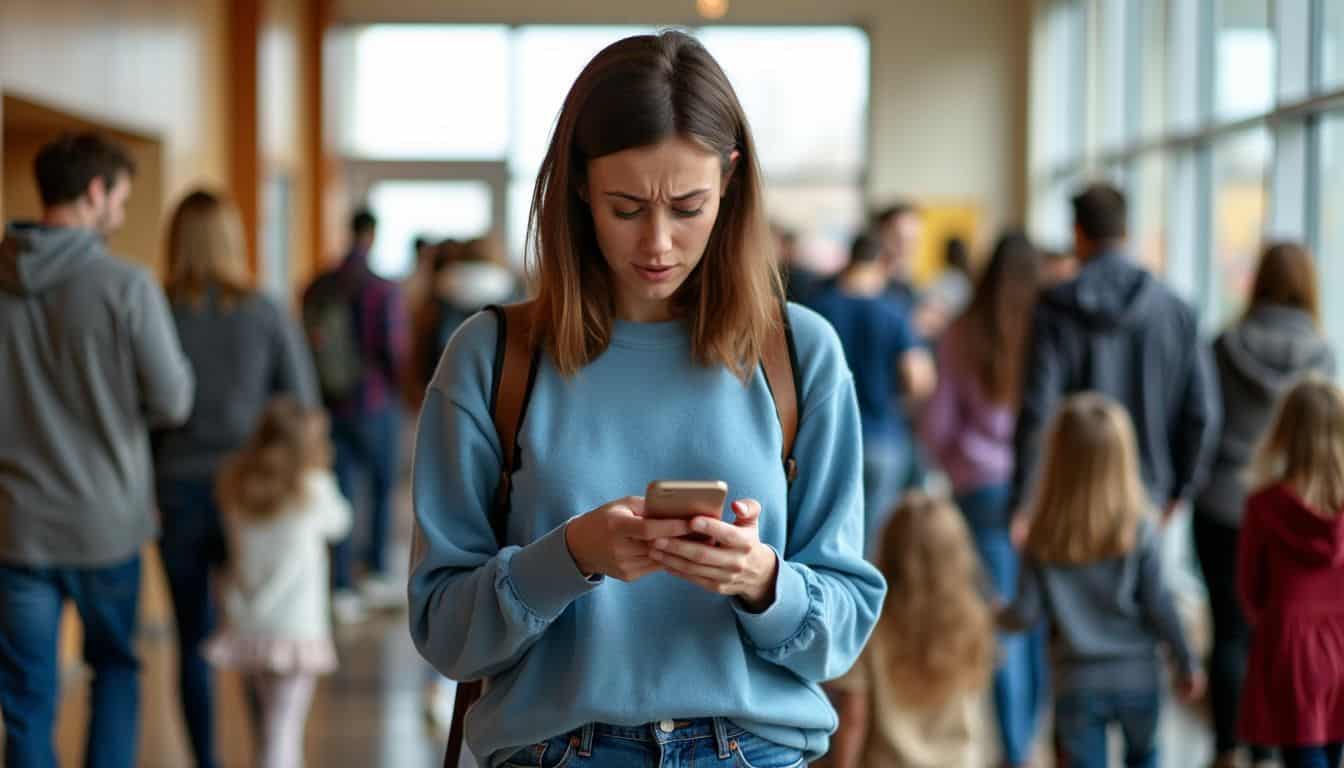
[207,397,351,768]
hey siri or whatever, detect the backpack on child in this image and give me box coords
[442,298,802,767]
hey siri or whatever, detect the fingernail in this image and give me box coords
[693,519,707,532]
[654,538,667,549]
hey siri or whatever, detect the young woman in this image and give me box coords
[153,189,317,768]
[409,31,884,768]
[1194,243,1336,768]
[920,231,1043,767]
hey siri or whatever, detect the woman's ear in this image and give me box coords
[575,175,591,205]
[721,149,741,195]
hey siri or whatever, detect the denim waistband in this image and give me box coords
[572,718,747,759]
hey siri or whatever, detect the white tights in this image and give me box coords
[243,672,317,768]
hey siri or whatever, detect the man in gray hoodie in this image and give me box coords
[0,133,194,768]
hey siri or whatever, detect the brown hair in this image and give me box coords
[951,231,1041,405]
[1251,377,1344,516]
[33,132,137,208]
[165,189,252,307]
[1025,393,1148,564]
[1247,242,1320,327]
[528,30,780,380]
[870,492,994,710]
[216,398,333,521]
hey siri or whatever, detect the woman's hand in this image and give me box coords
[650,499,779,612]
[564,496,692,581]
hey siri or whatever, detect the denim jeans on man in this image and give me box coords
[331,406,399,589]
[861,429,921,557]
[1053,688,1160,768]
[957,484,1047,767]
[0,556,141,768]
[1281,743,1344,768]
[157,477,225,768]
[498,719,804,768]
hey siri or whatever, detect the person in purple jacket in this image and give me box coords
[921,231,1045,768]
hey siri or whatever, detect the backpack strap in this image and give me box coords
[485,300,541,544]
[446,300,539,768]
[761,300,801,484]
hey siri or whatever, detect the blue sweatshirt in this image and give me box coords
[409,304,884,766]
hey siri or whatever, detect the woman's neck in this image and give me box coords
[615,294,676,323]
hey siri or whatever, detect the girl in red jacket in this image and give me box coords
[1239,377,1344,768]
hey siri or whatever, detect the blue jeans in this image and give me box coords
[1054,689,1160,768]
[157,477,223,768]
[1281,744,1344,768]
[957,485,1046,766]
[499,719,805,768]
[0,556,141,768]
[861,432,918,557]
[331,407,399,589]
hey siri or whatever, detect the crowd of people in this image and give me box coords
[1,28,1342,768]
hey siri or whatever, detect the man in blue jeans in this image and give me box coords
[303,209,408,623]
[0,134,194,766]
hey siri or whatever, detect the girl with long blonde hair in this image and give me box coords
[826,492,993,768]
[1237,378,1344,768]
[1003,393,1203,768]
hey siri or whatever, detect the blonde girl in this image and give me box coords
[1003,393,1203,768]
[826,492,994,768]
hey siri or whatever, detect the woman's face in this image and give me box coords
[585,135,730,322]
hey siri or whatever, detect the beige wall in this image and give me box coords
[0,0,231,234]
[333,0,1031,236]
[0,0,327,288]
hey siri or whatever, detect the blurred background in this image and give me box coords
[0,0,1338,765]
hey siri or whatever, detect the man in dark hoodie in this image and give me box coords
[0,133,194,767]
[1011,184,1220,520]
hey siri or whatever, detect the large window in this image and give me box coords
[1319,113,1344,368]
[1030,0,1341,357]
[1211,128,1270,323]
[1319,1,1344,91]
[1214,0,1274,121]
[331,25,870,273]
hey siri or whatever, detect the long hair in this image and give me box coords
[1246,241,1320,327]
[1251,377,1344,516]
[528,30,780,380]
[950,231,1041,405]
[165,189,252,307]
[216,398,333,521]
[1025,393,1148,564]
[870,492,995,710]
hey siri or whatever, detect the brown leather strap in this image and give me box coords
[761,303,800,483]
[447,300,538,768]
[444,679,480,768]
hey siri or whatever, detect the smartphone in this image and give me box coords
[644,481,728,534]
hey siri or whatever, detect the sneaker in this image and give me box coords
[332,589,368,625]
[359,572,408,610]
[424,677,457,733]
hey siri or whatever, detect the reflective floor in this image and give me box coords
[17,448,1217,767]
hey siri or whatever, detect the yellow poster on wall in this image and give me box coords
[913,201,981,287]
